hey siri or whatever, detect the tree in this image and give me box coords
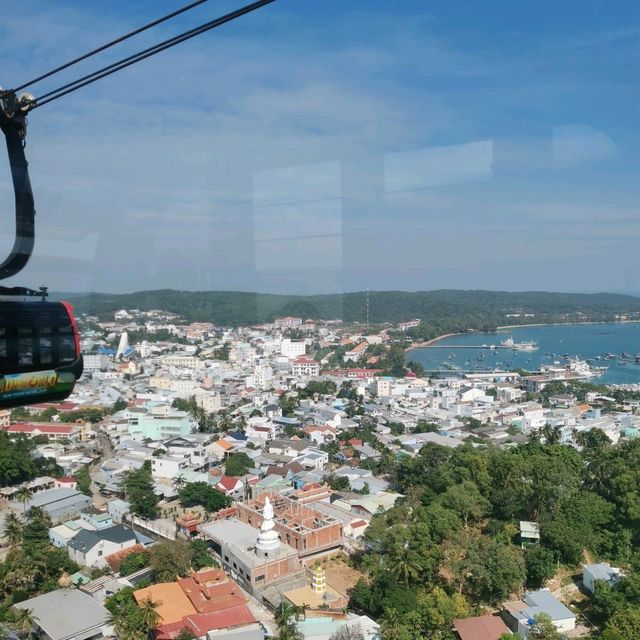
[326,475,350,491]
[179,482,231,513]
[138,597,161,638]
[527,613,564,640]
[10,607,38,637]
[441,481,490,529]
[224,452,254,477]
[75,466,92,496]
[601,607,640,640]
[148,541,192,582]
[524,546,556,588]
[389,546,422,587]
[21,507,52,557]
[119,551,150,577]
[175,628,198,640]
[122,467,159,519]
[191,539,217,571]
[14,486,33,513]
[3,512,23,547]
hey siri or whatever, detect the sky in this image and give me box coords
[1,0,639,295]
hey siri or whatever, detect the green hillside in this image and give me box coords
[62,289,640,334]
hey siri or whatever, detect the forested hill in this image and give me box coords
[63,289,640,332]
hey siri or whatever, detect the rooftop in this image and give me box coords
[14,589,110,640]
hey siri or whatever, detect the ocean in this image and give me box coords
[406,322,640,385]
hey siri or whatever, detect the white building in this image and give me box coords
[280,339,306,359]
[292,356,320,377]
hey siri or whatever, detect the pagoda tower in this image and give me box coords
[255,496,280,558]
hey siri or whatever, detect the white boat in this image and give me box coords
[500,336,539,351]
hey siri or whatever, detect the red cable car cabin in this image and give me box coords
[0,299,83,408]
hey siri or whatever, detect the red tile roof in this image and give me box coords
[452,615,511,640]
[216,475,242,492]
[3,423,74,434]
[156,605,256,640]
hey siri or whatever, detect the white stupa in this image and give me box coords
[115,331,129,359]
[255,497,280,558]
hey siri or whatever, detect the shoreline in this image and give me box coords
[406,319,640,353]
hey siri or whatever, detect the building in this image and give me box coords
[453,615,511,640]
[128,412,194,440]
[292,356,321,377]
[519,521,540,547]
[83,354,110,373]
[280,339,306,359]
[275,317,303,328]
[24,487,92,524]
[503,589,576,637]
[200,499,304,595]
[13,589,113,640]
[236,494,343,558]
[68,525,138,568]
[583,563,622,595]
[343,342,368,363]
[0,409,11,427]
[2,423,78,442]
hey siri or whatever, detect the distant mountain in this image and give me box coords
[63,289,640,333]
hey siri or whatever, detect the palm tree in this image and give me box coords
[138,597,160,639]
[3,512,23,547]
[10,608,38,638]
[14,486,32,513]
[390,547,421,587]
[381,608,401,640]
[173,474,187,494]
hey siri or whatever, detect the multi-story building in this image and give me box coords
[292,356,320,377]
[280,339,306,359]
[200,498,304,596]
[275,317,303,328]
[128,412,194,440]
[236,494,343,558]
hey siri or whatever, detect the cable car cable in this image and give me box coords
[31,0,275,110]
[1,0,212,98]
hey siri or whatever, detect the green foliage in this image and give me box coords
[148,541,192,582]
[524,546,556,588]
[298,380,337,398]
[75,465,92,496]
[278,393,299,417]
[527,613,564,639]
[224,452,254,477]
[67,289,640,330]
[179,482,231,513]
[175,628,199,640]
[119,551,150,577]
[327,475,350,491]
[0,433,37,486]
[191,540,217,571]
[122,467,159,519]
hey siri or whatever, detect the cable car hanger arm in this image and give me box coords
[0,93,35,281]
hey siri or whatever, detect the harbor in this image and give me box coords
[407,322,640,384]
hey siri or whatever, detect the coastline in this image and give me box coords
[406,319,640,354]
[496,319,640,330]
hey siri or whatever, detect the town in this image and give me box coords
[1,308,640,640]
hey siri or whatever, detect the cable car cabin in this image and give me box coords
[0,299,83,409]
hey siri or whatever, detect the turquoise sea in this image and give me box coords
[406,322,640,385]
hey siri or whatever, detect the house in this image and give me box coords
[519,521,540,547]
[214,475,245,500]
[503,589,576,637]
[23,487,92,524]
[267,439,311,458]
[583,563,622,595]
[13,589,113,640]
[1,423,79,442]
[453,615,511,640]
[304,425,337,446]
[68,525,138,568]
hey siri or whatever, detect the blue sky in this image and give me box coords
[1,0,638,294]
